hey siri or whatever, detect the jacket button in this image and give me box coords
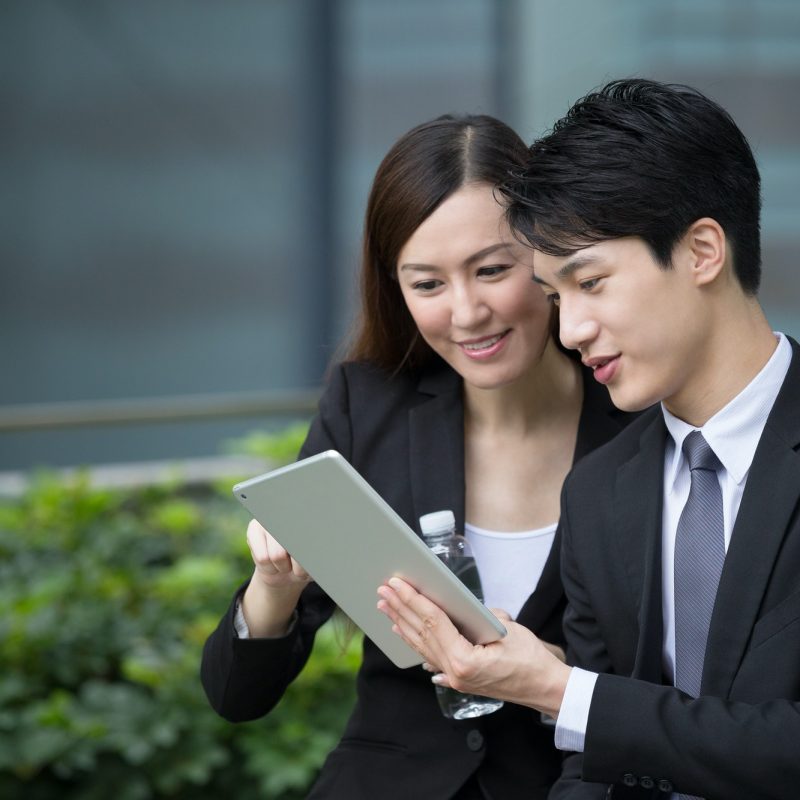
[657,779,674,793]
[466,730,484,751]
[622,773,637,787]
[640,776,655,789]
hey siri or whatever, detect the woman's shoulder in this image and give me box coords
[328,357,459,400]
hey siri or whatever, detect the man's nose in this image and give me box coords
[558,298,599,352]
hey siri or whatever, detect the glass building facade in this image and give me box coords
[2,0,799,470]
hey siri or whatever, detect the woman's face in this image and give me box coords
[396,183,553,390]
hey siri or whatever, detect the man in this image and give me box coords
[377,79,800,799]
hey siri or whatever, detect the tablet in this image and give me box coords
[232,450,507,668]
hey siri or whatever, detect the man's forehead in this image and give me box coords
[532,248,603,284]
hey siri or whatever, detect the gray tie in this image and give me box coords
[673,431,725,800]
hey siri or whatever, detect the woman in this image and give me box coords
[201,114,631,799]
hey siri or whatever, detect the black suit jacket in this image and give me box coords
[201,357,631,800]
[551,338,800,800]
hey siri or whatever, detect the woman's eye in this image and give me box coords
[413,279,442,292]
[579,278,600,291]
[477,265,510,278]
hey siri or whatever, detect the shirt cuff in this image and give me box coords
[554,667,598,752]
[233,598,251,638]
[233,599,299,640]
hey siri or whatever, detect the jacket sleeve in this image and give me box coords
[200,363,354,722]
[581,676,800,799]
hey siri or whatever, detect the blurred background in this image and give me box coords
[3,3,800,798]
[3,0,800,477]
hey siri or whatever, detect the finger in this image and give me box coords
[386,578,458,642]
[292,560,311,581]
[489,607,513,622]
[246,519,270,563]
[390,610,445,664]
[377,580,456,665]
[377,587,436,658]
[265,533,295,573]
[431,672,453,688]
[377,579,435,634]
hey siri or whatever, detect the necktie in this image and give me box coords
[673,431,725,800]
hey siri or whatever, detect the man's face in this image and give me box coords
[533,236,710,415]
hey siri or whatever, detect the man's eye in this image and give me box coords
[477,265,510,278]
[545,293,560,306]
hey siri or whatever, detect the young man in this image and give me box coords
[377,79,800,799]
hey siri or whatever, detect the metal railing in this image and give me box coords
[0,388,323,497]
[0,389,321,432]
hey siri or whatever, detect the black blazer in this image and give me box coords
[550,338,800,800]
[201,357,631,800]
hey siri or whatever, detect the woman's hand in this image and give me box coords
[247,519,311,589]
[240,520,311,637]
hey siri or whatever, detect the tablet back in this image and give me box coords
[232,450,506,669]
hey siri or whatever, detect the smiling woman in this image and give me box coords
[397,184,552,392]
[201,114,635,800]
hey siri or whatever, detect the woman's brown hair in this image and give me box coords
[344,114,530,372]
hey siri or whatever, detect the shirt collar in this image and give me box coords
[662,332,791,491]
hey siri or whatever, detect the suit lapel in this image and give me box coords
[704,340,800,696]
[408,364,466,536]
[613,412,667,681]
[519,367,632,630]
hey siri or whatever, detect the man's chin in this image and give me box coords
[607,386,658,414]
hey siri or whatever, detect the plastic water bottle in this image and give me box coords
[419,510,504,720]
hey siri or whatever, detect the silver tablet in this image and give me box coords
[232,450,507,668]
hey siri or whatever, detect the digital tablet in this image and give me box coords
[232,450,507,668]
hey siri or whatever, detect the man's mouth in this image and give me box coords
[583,354,621,385]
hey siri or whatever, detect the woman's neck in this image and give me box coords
[463,342,582,435]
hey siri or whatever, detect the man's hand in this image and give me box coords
[377,577,571,719]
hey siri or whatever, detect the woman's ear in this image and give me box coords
[684,217,727,287]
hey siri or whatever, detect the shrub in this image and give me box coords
[0,430,360,799]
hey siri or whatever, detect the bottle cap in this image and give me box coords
[419,509,455,536]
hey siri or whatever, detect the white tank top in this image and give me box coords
[464,521,557,619]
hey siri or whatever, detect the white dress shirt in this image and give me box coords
[555,332,791,753]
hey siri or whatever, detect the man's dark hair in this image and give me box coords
[501,78,762,294]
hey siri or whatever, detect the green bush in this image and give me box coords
[0,432,360,799]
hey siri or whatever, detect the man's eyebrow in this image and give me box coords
[532,253,601,284]
[399,242,513,273]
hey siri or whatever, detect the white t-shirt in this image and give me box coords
[464,521,558,619]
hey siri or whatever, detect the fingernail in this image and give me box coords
[431,673,445,685]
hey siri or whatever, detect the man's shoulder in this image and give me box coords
[569,403,662,485]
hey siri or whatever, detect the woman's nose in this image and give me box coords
[451,289,490,330]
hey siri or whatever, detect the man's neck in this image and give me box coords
[664,301,777,427]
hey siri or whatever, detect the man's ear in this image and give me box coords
[684,217,727,286]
